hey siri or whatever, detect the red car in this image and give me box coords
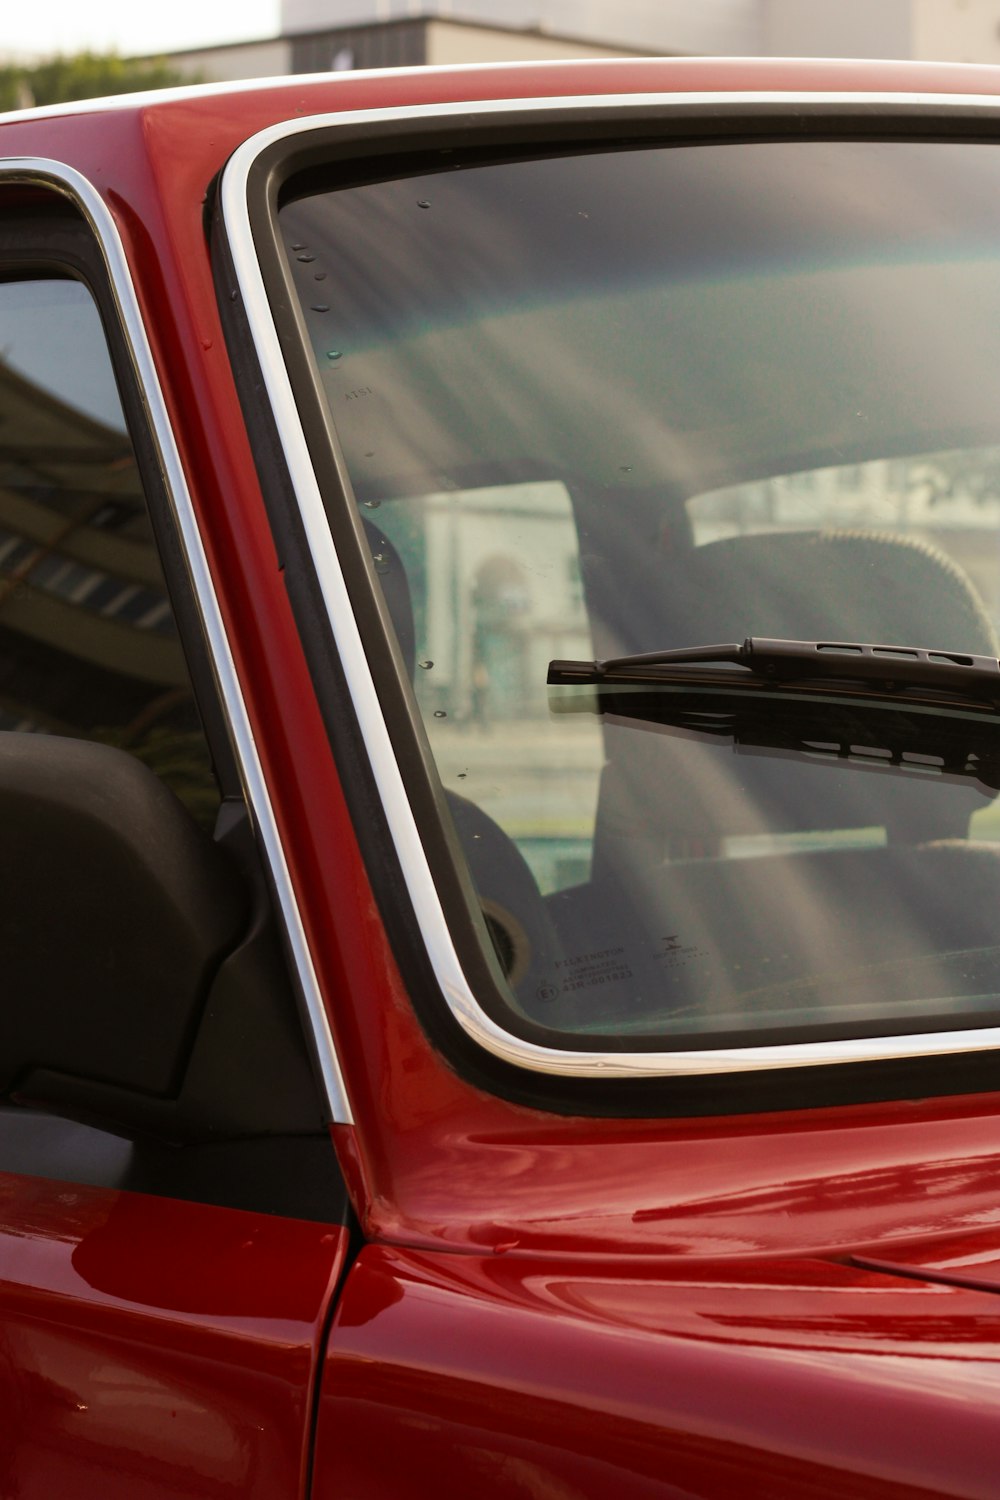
[5,53,1000,1498]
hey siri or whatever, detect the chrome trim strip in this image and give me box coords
[222,90,1000,1081]
[0,157,352,1122]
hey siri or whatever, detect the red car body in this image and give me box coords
[4,55,1000,1498]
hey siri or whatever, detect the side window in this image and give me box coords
[0,275,220,826]
[0,247,339,1218]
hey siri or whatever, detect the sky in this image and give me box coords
[0,0,281,59]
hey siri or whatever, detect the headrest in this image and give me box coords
[595,529,1000,852]
[656,529,998,655]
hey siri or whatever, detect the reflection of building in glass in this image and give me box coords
[0,356,217,825]
[0,357,186,733]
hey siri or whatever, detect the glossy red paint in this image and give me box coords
[6,55,1000,1500]
[331,1093,1000,1258]
[852,1224,1000,1294]
[0,1170,348,1497]
[314,1242,1000,1499]
[3,52,1000,1500]
[4,59,1000,1268]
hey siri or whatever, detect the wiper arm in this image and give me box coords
[549,636,1000,706]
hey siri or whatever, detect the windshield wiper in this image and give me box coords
[548,636,1000,707]
[549,682,1000,792]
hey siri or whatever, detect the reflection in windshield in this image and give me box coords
[280,139,1000,1050]
[0,281,217,826]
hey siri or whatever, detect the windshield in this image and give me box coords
[277,137,1000,1052]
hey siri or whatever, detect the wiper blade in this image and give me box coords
[549,636,1000,706]
[548,681,1000,793]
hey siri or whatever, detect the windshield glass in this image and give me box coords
[278,138,1000,1050]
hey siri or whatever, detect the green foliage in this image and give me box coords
[0,51,198,111]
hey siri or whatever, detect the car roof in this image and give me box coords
[4,52,1000,131]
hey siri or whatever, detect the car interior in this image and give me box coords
[365,488,1000,1049]
[279,134,1000,1051]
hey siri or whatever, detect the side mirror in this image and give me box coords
[0,733,322,1142]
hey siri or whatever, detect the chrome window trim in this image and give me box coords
[0,157,352,1123]
[222,91,1000,1081]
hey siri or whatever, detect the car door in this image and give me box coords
[0,185,352,1498]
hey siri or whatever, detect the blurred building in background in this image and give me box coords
[161,0,1000,83]
[763,0,1000,65]
[164,14,645,82]
[280,0,754,58]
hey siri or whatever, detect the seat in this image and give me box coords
[654,529,997,653]
[593,529,1000,867]
[562,528,1000,1036]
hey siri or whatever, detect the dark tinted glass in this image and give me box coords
[0,278,219,828]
